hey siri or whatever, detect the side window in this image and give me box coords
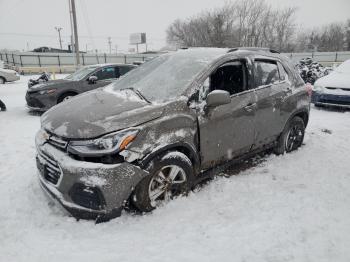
[208,61,247,96]
[277,62,289,82]
[95,67,117,80]
[119,66,133,76]
[254,60,279,87]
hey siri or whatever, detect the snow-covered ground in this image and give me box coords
[1,75,350,262]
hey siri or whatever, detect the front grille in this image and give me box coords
[48,135,68,150]
[37,150,62,185]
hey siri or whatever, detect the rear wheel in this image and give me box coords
[131,151,194,212]
[274,116,305,155]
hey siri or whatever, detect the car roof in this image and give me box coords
[173,47,285,62]
[85,63,135,68]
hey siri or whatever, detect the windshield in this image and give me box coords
[335,60,350,73]
[65,66,99,81]
[109,49,226,102]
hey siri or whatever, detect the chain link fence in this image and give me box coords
[0,51,156,73]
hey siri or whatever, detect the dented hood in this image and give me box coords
[41,88,164,139]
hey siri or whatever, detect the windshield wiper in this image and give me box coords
[121,87,151,103]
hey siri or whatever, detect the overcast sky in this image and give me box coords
[0,0,349,53]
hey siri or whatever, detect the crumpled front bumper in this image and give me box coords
[36,139,149,221]
[25,91,55,111]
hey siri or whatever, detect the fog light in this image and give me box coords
[69,183,106,210]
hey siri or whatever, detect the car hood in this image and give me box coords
[29,79,73,91]
[41,88,164,139]
[315,71,350,89]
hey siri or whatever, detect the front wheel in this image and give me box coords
[58,92,77,104]
[274,116,305,155]
[131,151,194,212]
[0,77,5,84]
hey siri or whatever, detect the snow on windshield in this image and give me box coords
[65,66,98,81]
[335,59,350,73]
[109,48,227,102]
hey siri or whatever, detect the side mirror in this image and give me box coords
[206,90,231,108]
[88,75,98,84]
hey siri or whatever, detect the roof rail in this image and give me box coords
[227,47,280,54]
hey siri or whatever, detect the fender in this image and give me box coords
[283,107,310,129]
[140,141,201,173]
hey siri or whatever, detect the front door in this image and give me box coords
[197,60,256,170]
[82,66,120,91]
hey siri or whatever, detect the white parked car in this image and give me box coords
[312,59,350,108]
[0,67,20,84]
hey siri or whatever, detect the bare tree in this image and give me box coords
[166,0,297,52]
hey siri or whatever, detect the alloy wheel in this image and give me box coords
[285,125,304,152]
[148,165,187,207]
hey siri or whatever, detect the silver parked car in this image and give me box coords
[0,67,20,84]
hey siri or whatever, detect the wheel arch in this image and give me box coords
[0,76,6,82]
[283,108,309,130]
[140,142,200,174]
[57,90,79,103]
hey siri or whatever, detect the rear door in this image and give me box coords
[251,58,291,148]
[197,59,256,170]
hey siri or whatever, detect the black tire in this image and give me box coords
[131,151,194,212]
[0,77,5,84]
[274,116,305,155]
[57,92,77,103]
[0,99,6,111]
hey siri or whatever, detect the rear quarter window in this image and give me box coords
[281,59,304,86]
[253,60,279,87]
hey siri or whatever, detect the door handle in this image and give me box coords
[244,103,256,112]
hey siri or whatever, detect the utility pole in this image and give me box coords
[70,0,80,67]
[108,37,112,54]
[54,26,63,50]
[115,45,118,55]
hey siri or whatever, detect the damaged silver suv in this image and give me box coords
[36,48,311,221]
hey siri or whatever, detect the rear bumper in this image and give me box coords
[311,91,350,108]
[36,133,149,221]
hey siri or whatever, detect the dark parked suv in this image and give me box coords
[35,48,311,221]
[26,63,136,111]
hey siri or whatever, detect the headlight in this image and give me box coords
[312,85,324,92]
[67,129,139,157]
[39,89,57,95]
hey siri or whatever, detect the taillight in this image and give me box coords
[305,83,313,97]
